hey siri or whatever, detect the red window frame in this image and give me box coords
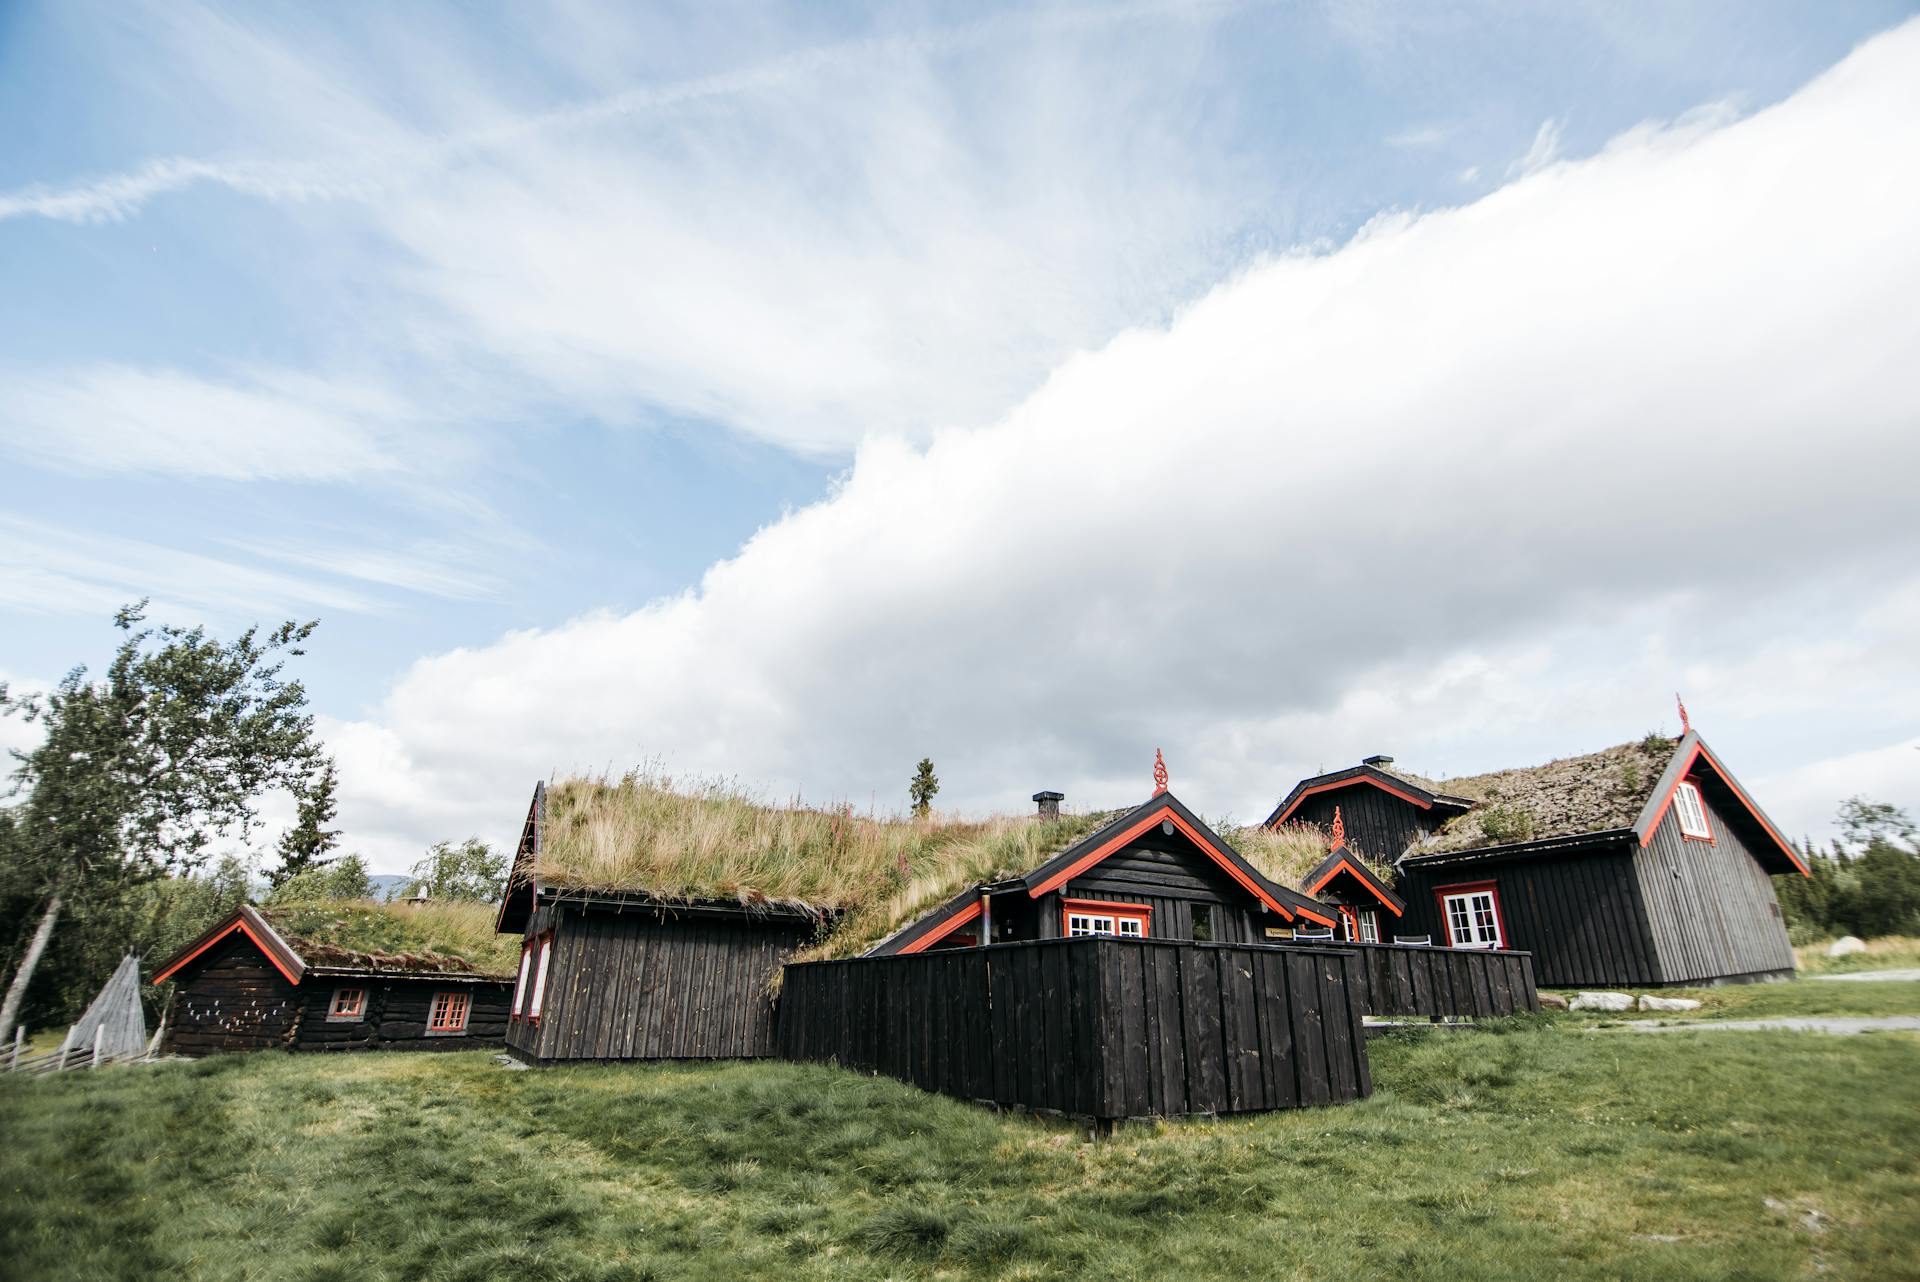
[428,990,471,1034]
[328,987,366,1019]
[1434,880,1508,950]
[1674,780,1715,843]
[1060,897,1152,938]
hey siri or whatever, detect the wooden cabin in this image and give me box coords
[1296,810,1407,944]
[495,782,824,1064]
[871,782,1338,955]
[152,904,514,1056]
[1266,728,1809,987]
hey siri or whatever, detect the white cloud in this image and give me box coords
[0,366,410,482]
[317,23,1920,873]
[1756,739,1920,849]
[1507,117,1564,176]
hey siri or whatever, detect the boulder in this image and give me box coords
[1827,936,1867,958]
[1537,992,1569,1010]
[1570,991,1635,1012]
[1638,995,1702,1012]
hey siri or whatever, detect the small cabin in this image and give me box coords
[1267,729,1808,986]
[870,784,1338,955]
[151,904,515,1056]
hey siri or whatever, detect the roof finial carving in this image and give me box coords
[1676,692,1691,736]
[1330,805,1346,849]
[1152,748,1168,796]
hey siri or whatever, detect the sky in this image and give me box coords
[2,0,1917,876]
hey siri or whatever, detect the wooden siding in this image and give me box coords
[776,938,1370,1121]
[161,933,302,1057]
[1287,788,1434,863]
[509,902,814,1062]
[1060,840,1274,944]
[291,978,512,1052]
[1633,790,1795,984]
[1326,942,1539,1018]
[1397,846,1662,987]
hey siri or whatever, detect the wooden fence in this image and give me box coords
[1326,942,1539,1019]
[777,937,1370,1122]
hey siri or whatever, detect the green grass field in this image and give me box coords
[5,984,1918,1281]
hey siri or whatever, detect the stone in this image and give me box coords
[1537,992,1569,1010]
[1570,991,1635,1012]
[1638,995,1702,1012]
[1827,936,1867,958]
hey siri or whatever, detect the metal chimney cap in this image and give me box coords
[1031,790,1065,802]
[1362,754,1395,767]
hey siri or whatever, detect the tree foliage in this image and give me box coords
[909,758,940,820]
[1775,796,1920,942]
[264,854,374,905]
[269,760,341,887]
[0,603,327,1032]
[407,838,507,903]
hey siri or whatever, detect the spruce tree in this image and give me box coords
[909,758,940,820]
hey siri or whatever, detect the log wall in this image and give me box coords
[291,977,513,1052]
[161,933,301,1057]
[776,938,1371,1121]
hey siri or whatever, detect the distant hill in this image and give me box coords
[368,874,413,903]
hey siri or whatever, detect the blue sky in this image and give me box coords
[3,1,1918,873]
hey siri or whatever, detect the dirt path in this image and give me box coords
[1610,1016,1920,1035]
[1807,968,1920,983]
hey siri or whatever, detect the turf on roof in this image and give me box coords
[260,901,520,976]
[1413,735,1678,855]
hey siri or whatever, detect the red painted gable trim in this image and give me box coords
[896,899,982,955]
[1029,805,1328,924]
[1269,775,1433,829]
[151,918,301,987]
[1640,744,1807,874]
[1304,856,1405,917]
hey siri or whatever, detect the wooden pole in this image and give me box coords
[9,1024,21,1072]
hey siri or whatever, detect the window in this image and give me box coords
[328,988,366,1021]
[1191,904,1214,942]
[1356,909,1380,943]
[527,935,552,1020]
[511,942,534,1019]
[428,990,471,1035]
[1438,883,1505,950]
[1674,781,1714,841]
[1061,899,1150,938]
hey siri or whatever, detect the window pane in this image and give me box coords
[1191,904,1213,942]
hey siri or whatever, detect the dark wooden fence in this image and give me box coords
[1327,942,1539,1019]
[777,937,1369,1122]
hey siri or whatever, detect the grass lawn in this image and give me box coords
[5,1007,1918,1282]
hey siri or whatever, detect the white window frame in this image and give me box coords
[327,987,366,1021]
[511,943,534,1018]
[1065,911,1146,938]
[1674,781,1713,841]
[1441,890,1503,950]
[528,935,553,1019]
[1356,909,1380,943]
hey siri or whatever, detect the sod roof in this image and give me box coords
[1411,735,1679,855]
[259,901,520,977]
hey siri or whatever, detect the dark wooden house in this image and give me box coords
[871,783,1338,955]
[152,905,514,1057]
[1267,729,1809,987]
[495,783,823,1064]
[1296,808,1407,944]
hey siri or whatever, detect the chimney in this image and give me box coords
[407,883,430,908]
[1032,790,1064,822]
[1363,754,1394,768]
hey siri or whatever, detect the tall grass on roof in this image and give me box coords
[259,900,520,975]
[539,771,1109,926]
[1221,820,1395,888]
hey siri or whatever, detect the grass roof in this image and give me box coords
[536,772,1404,962]
[1412,735,1678,854]
[260,901,520,977]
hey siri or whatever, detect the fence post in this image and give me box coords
[9,1024,20,1072]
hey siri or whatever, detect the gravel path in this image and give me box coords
[1807,968,1920,983]
[1611,1016,1920,1035]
